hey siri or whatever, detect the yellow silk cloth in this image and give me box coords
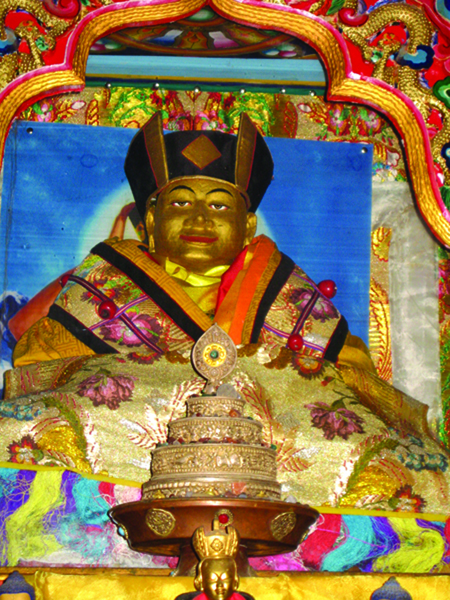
[163,258,230,287]
[7,571,450,600]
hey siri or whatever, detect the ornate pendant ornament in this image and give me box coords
[192,323,237,394]
[145,507,176,537]
[270,511,297,541]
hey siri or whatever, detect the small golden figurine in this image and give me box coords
[175,515,255,600]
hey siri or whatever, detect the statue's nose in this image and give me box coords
[190,202,211,225]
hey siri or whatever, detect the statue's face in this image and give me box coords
[200,558,238,600]
[145,178,257,274]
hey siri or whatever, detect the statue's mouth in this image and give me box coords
[179,235,218,244]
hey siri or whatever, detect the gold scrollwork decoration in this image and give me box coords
[145,508,176,537]
[270,511,297,541]
[203,343,227,368]
[338,1,450,183]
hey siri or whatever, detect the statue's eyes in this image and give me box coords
[209,204,229,211]
[171,201,191,207]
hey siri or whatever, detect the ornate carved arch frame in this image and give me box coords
[0,0,450,245]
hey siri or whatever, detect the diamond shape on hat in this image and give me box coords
[181,135,222,169]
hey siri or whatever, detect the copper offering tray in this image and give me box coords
[109,497,318,576]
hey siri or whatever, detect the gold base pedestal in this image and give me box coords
[109,498,318,576]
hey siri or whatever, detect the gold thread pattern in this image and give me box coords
[340,364,429,437]
[145,508,176,537]
[369,277,392,382]
[370,228,392,382]
[270,512,297,541]
[372,227,392,263]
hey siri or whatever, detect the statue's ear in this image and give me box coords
[194,574,203,591]
[145,203,155,236]
[144,203,156,252]
[244,212,257,246]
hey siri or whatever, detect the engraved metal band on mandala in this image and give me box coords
[142,477,281,500]
[151,444,278,478]
[168,416,263,444]
[186,396,245,417]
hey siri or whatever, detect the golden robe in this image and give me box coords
[2,235,449,515]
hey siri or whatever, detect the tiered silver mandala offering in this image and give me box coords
[142,324,281,501]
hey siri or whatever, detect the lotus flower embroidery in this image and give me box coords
[290,288,338,322]
[305,400,365,440]
[77,370,136,410]
[99,313,163,347]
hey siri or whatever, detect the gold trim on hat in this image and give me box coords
[235,113,258,196]
[143,112,169,191]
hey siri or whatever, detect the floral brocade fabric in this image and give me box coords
[12,236,345,366]
[2,348,449,515]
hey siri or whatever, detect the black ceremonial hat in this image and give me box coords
[124,112,274,220]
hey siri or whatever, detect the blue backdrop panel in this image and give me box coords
[264,137,372,344]
[0,121,372,352]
